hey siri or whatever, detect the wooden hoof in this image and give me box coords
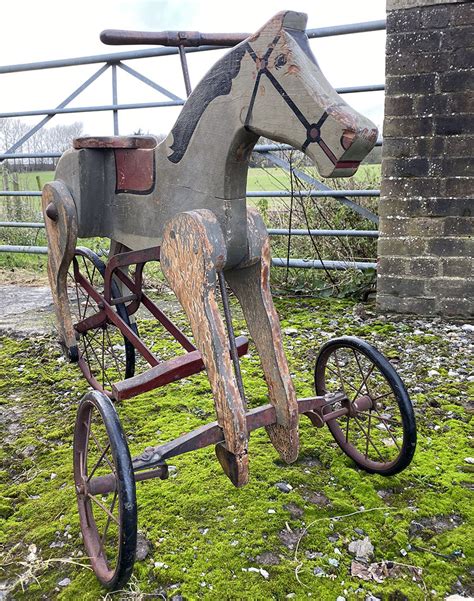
[62,341,79,363]
[265,423,299,464]
[215,443,249,487]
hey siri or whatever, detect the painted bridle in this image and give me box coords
[243,35,358,171]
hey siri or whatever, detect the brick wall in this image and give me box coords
[377,0,473,317]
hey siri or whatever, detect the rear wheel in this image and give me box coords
[68,248,135,395]
[314,337,416,476]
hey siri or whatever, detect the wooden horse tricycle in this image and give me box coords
[41,11,417,590]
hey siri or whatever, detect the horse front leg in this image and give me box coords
[42,181,79,361]
[160,209,249,487]
[225,208,299,464]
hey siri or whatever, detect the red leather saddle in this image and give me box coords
[73,136,157,194]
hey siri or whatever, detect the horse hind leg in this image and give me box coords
[225,208,299,464]
[42,181,79,361]
[160,209,249,487]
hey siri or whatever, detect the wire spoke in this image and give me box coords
[371,390,395,403]
[82,336,93,374]
[105,327,125,373]
[84,327,104,347]
[83,335,114,388]
[87,442,111,482]
[83,256,93,286]
[83,334,103,367]
[73,274,84,321]
[90,431,116,474]
[356,410,401,427]
[100,490,118,554]
[353,416,387,462]
[82,331,115,389]
[82,265,97,317]
[372,407,401,450]
[334,351,347,394]
[365,411,372,458]
[88,493,120,525]
[326,364,360,395]
[351,363,375,404]
[353,349,372,396]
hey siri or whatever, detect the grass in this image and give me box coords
[2,165,381,194]
[0,293,472,600]
[0,170,53,192]
[247,165,381,193]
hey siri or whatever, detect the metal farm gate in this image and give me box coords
[0,19,385,271]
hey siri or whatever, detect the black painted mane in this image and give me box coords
[167,43,248,163]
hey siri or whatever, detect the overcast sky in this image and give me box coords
[1,0,386,145]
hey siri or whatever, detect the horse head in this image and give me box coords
[241,11,378,177]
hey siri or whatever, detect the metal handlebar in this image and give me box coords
[100,29,249,48]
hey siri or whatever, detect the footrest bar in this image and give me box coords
[112,335,249,400]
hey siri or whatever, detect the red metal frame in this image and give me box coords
[104,247,196,352]
[71,249,380,496]
[112,336,248,400]
[73,267,160,367]
[72,248,246,400]
[87,392,349,495]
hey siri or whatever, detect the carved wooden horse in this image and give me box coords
[42,11,378,487]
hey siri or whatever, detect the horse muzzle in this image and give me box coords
[309,124,378,178]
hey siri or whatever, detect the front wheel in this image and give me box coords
[74,391,137,589]
[314,337,416,476]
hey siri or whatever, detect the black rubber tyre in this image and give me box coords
[74,391,137,590]
[68,247,136,394]
[314,336,416,476]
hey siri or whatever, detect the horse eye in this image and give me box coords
[275,54,287,70]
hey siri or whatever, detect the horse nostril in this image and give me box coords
[341,130,356,150]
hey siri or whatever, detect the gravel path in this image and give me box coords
[0,285,55,337]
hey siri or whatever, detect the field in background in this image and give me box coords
[247,165,381,195]
[3,165,381,195]
[0,165,380,297]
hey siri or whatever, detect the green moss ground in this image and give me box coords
[0,296,472,600]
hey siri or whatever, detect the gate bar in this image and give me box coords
[0,21,386,74]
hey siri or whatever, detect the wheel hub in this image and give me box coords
[352,394,373,414]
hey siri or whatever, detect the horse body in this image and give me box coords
[54,96,252,264]
[43,10,378,487]
[54,10,376,265]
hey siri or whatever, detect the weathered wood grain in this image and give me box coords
[44,11,380,484]
[226,209,299,463]
[41,181,78,360]
[53,10,377,255]
[160,209,249,487]
[73,135,157,149]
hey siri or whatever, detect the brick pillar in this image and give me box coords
[377,0,473,317]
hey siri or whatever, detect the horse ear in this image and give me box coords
[255,11,308,36]
[280,11,308,31]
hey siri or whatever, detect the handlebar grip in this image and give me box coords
[100,29,248,48]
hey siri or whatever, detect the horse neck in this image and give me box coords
[158,74,258,201]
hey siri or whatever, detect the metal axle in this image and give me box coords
[87,392,352,496]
